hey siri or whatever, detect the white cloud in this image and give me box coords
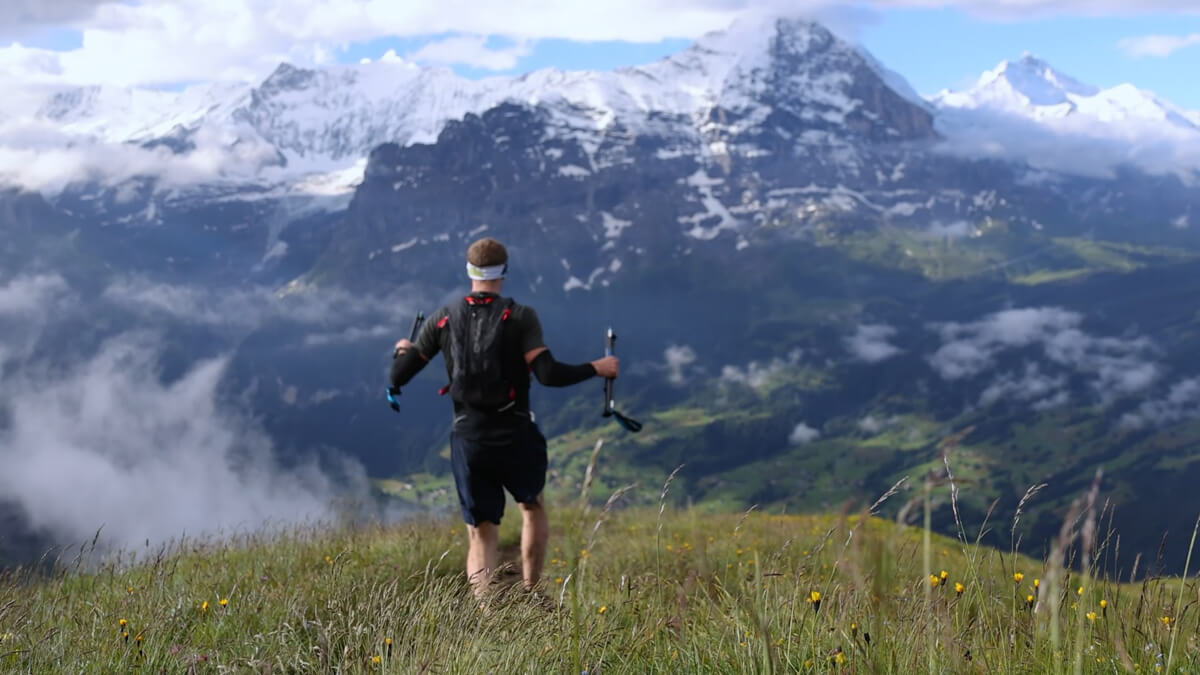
[858,414,897,433]
[1120,377,1200,429]
[789,421,820,445]
[845,323,902,363]
[407,35,533,71]
[978,363,1067,409]
[929,307,1161,405]
[1118,33,1200,58]
[3,0,1193,89]
[721,349,803,390]
[663,345,699,386]
[0,330,366,555]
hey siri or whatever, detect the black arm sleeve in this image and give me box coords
[530,349,597,387]
[390,349,428,389]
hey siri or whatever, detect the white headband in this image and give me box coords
[467,262,507,280]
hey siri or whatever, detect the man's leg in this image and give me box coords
[518,495,548,591]
[466,521,499,597]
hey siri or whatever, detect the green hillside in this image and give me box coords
[2,481,1196,673]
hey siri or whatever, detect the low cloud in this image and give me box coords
[1120,377,1200,430]
[789,422,820,445]
[0,333,365,554]
[978,363,1068,410]
[720,349,803,390]
[663,344,698,386]
[858,414,897,434]
[934,106,1200,179]
[929,307,1160,406]
[845,324,901,363]
[0,273,396,556]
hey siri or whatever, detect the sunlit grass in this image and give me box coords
[1,474,1198,672]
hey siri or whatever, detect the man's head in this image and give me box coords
[466,237,508,291]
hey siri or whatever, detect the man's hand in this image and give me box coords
[592,356,619,379]
[394,338,415,358]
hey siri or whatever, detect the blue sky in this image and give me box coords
[3,4,1199,108]
[331,7,1200,107]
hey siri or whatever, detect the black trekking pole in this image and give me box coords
[386,311,425,413]
[602,327,643,433]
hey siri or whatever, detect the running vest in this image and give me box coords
[446,295,520,411]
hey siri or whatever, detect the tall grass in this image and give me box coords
[1,453,1199,672]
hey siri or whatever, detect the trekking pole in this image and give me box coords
[602,327,643,433]
[387,311,425,413]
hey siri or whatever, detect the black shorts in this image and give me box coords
[450,422,548,526]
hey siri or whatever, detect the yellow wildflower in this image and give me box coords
[580,549,590,558]
[122,631,129,641]
[555,577,563,585]
[1086,612,1097,621]
[201,600,209,612]
[219,597,228,608]
[1161,616,1173,629]
[385,638,392,646]
[1026,594,1035,606]
[1013,572,1024,584]
[1077,586,1084,596]
[804,659,815,668]
[324,555,333,565]
[955,582,965,595]
[808,590,821,603]
[940,570,948,581]
[834,651,847,665]
[1100,599,1108,609]
[126,586,134,594]
[119,619,127,628]
[372,655,381,665]
[598,605,607,614]
[135,634,143,644]
[929,574,940,588]
[1033,578,1040,590]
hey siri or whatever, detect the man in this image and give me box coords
[389,237,619,596]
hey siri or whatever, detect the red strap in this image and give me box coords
[464,295,495,305]
[508,387,516,400]
[437,316,449,329]
[437,385,450,396]
[500,308,511,321]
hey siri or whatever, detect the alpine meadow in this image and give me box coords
[3,4,1200,673]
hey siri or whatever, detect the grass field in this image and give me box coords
[1,463,1198,673]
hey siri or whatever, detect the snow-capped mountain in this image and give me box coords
[4,17,929,192]
[934,54,1197,130]
[931,54,1200,177]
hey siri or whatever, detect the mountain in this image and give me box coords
[4,15,1200,572]
[932,54,1200,177]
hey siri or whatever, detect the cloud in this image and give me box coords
[720,349,803,390]
[1120,377,1200,429]
[978,363,1067,409]
[0,0,115,39]
[3,0,1192,90]
[845,324,902,363]
[0,331,365,555]
[304,325,391,347]
[857,414,898,433]
[929,307,1160,405]
[0,274,75,369]
[407,35,533,71]
[663,345,699,386]
[789,421,820,445]
[1118,33,1200,58]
